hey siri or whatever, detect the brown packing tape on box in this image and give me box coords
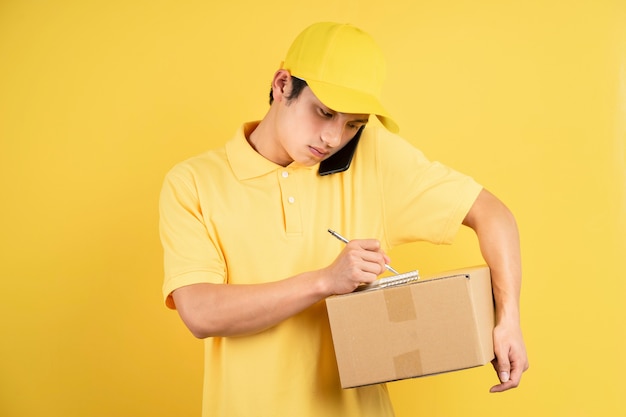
[383,287,417,322]
[393,350,423,380]
[326,265,495,388]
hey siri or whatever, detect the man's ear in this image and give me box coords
[271,69,292,103]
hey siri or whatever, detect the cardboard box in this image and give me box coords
[326,265,495,388]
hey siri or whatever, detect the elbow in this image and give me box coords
[187,323,212,340]
[179,311,223,339]
[177,306,223,339]
[170,284,259,338]
[180,307,262,339]
[183,315,245,339]
[171,285,221,339]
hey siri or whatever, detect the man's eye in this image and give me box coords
[320,109,333,118]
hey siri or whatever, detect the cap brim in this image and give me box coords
[305,79,399,134]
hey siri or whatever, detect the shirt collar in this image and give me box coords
[226,122,316,180]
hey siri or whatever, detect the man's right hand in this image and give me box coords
[321,239,391,295]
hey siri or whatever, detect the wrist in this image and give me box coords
[495,305,521,326]
[305,269,335,299]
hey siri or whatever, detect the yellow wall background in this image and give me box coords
[1,1,624,416]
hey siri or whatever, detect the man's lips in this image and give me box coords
[309,146,329,158]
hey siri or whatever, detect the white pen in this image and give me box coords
[327,229,400,275]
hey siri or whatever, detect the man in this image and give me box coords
[160,22,528,417]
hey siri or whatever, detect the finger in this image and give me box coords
[352,238,381,251]
[355,258,385,279]
[344,239,389,276]
[490,380,516,393]
[490,371,521,392]
[493,347,511,384]
[489,356,524,393]
[508,359,524,386]
[348,245,386,273]
[488,358,510,393]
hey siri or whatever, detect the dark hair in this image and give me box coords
[268,77,308,105]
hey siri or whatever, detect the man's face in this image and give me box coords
[273,82,369,167]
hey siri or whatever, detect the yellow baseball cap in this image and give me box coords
[282,22,399,133]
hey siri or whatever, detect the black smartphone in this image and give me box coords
[318,126,364,176]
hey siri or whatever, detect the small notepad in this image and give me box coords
[354,270,420,292]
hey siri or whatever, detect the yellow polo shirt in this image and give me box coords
[159,122,482,417]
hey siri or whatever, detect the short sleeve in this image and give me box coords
[159,163,226,309]
[373,131,483,246]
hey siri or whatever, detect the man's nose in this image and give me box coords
[321,123,345,148]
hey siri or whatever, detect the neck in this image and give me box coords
[246,113,292,167]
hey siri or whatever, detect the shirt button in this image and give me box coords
[288,196,295,204]
[282,171,289,178]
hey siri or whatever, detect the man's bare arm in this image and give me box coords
[172,239,390,338]
[463,188,529,392]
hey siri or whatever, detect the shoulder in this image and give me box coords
[164,123,250,183]
[357,125,430,168]
[163,148,223,183]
